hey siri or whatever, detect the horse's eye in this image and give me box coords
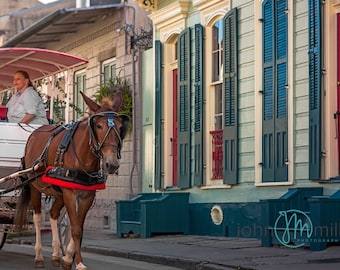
[95,124,103,129]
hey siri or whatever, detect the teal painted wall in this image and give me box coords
[189,202,262,238]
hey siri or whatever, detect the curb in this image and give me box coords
[6,232,251,270]
[81,246,244,270]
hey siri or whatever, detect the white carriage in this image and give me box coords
[0,123,38,248]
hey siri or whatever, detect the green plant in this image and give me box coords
[38,78,82,124]
[37,75,132,125]
[1,91,11,105]
[93,76,133,120]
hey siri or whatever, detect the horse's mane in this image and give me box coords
[101,97,114,107]
[78,97,115,121]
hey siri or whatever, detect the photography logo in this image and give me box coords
[273,209,313,248]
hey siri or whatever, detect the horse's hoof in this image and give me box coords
[34,259,45,268]
[51,256,61,267]
[61,259,72,270]
[75,262,87,270]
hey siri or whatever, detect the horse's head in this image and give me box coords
[80,91,130,175]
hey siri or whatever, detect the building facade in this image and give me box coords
[1,0,151,231]
[133,0,340,244]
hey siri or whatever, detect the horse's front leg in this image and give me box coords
[73,191,96,270]
[50,218,61,266]
[64,190,95,270]
[33,212,44,268]
[60,190,76,270]
[49,196,65,267]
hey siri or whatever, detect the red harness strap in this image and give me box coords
[42,166,105,190]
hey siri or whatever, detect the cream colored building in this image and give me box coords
[1,0,151,231]
[121,0,340,248]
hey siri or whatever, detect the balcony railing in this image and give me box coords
[210,129,223,179]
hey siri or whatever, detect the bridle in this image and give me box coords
[88,111,126,160]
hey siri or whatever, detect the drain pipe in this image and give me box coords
[125,3,137,198]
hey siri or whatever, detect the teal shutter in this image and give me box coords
[178,28,191,188]
[154,40,163,189]
[308,0,322,180]
[262,0,288,182]
[194,24,204,186]
[223,8,238,185]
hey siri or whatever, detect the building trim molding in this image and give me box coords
[134,0,157,11]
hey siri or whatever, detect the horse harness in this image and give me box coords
[39,112,123,188]
[44,121,105,188]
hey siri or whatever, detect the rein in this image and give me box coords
[0,172,45,196]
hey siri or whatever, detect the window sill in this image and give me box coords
[201,184,232,190]
[255,181,293,187]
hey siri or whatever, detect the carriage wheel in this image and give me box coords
[0,231,6,250]
[58,207,72,256]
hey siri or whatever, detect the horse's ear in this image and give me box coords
[112,91,123,112]
[80,91,101,113]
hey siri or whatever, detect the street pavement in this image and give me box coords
[5,229,340,270]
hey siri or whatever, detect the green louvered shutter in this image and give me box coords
[262,0,288,182]
[154,40,163,189]
[194,24,204,186]
[308,0,322,180]
[223,8,238,184]
[178,28,191,188]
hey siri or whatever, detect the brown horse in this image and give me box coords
[14,91,129,270]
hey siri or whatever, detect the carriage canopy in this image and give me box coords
[0,47,88,91]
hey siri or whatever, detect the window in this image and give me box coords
[76,0,89,8]
[175,9,238,187]
[209,9,238,184]
[211,19,224,180]
[74,70,86,119]
[212,19,224,132]
[102,58,116,86]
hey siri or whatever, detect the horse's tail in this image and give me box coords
[14,183,31,231]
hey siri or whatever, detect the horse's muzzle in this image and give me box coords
[105,161,120,175]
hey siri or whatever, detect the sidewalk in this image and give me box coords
[6,229,340,270]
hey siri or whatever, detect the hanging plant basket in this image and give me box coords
[93,76,133,126]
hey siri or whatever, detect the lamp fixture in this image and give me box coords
[116,24,134,33]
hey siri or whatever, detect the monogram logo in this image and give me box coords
[274,209,313,248]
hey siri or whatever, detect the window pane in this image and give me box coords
[212,20,223,83]
[214,84,223,130]
[110,63,116,79]
[212,51,220,82]
[215,84,222,114]
[75,72,86,119]
[102,60,116,85]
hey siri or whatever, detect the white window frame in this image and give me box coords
[74,69,86,120]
